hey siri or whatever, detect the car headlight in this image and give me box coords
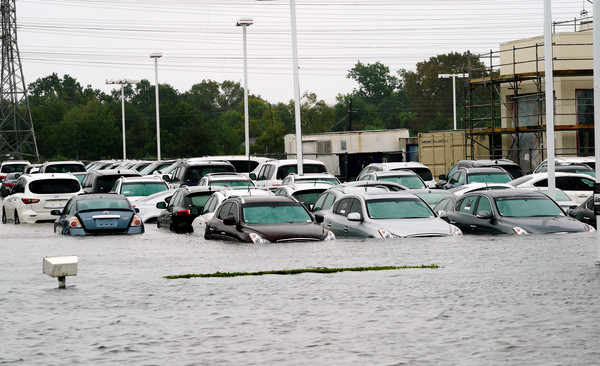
[512,226,529,235]
[249,232,270,244]
[378,228,398,239]
[450,224,462,236]
[585,224,596,232]
[324,230,336,241]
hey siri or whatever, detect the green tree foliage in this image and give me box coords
[25,53,489,161]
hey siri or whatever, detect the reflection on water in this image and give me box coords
[1,222,600,365]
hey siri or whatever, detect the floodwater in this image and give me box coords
[1,220,600,365]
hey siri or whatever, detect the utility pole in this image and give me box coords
[348,98,353,131]
[0,0,39,161]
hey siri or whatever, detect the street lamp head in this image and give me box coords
[236,18,254,26]
[150,52,163,58]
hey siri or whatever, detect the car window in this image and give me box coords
[12,178,26,193]
[121,182,168,197]
[216,202,232,219]
[276,164,327,180]
[28,179,80,194]
[168,191,182,208]
[312,193,328,212]
[203,195,219,214]
[457,172,466,185]
[349,198,362,215]
[433,197,452,212]
[458,197,477,215]
[476,196,492,214]
[189,193,213,208]
[586,198,593,211]
[282,177,292,185]
[366,198,434,219]
[333,198,353,217]
[63,198,74,215]
[274,188,287,196]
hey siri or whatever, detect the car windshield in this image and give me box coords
[292,190,325,207]
[295,177,339,185]
[243,203,313,224]
[494,196,564,217]
[210,180,254,188]
[468,173,512,184]
[77,199,130,211]
[414,192,452,206]
[366,198,435,219]
[537,189,573,203]
[28,179,80,194]
[45,164,85,173]
[121,182,168,196]
[378,176,425,189]
[397,167,433,182]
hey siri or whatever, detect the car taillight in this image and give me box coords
[0,174,6,180]
[130,215,142,227]
[69,217,82,228]
[5,182,14,187]
[21,198,40,204]
[176,209,190,216]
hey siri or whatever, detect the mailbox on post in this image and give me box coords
[43,255,78,289]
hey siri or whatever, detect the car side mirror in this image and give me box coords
[476,210,493,219]
[566,209,575,217]
[50,209,61,216]
[223,216,237,226]
[439,174,447,181]
[347,212,362,221]
[162,174,171,182]
[437,210,448,218]
[156,201,167,209]
[314,214,324,223]
[249,173,257,180]
[14,173,21,179]
[135,208,140,213]
[190,207,200,215]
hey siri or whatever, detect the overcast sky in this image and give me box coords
[16,0,590,104]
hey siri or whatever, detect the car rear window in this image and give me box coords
[185,165,236,183]
[28,179,80,194]
[1,164,28,173]
[276,164,327,180]
[77,199,130,211]
[189,192,213,208]
[228,160,260,173]
[44,164,86,173]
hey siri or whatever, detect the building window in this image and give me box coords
[340,140,347,151]
[576,89,594,156]
[316,141,331,154]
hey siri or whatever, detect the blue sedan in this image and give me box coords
[52,193,144,235]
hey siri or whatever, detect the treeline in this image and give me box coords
[28,51,490,161]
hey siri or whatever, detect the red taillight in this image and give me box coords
[0,174,6,180]
[69,217,81,228]
[21,198,40,204]
[176,209,190,216]
[130,215,142,227]
[4,182,14,187]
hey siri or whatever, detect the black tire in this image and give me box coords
[156,220,161,228]
[1,208,6,224]
[14,210,20,225]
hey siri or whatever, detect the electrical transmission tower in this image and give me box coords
[0,0,39,161]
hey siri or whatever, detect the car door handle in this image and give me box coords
[470,224,476,228]
[450,220,456,224]
[343,226,349,232]
[583,217,591,220]
[326,222,332,227]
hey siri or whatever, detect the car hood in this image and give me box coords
[245,222,327,242]
[498,216,591,234]
[377,217,455,237]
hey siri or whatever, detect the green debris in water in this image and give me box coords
[164,265,440,279]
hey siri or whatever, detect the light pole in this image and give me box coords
[438,73,468,130]
[106,79,139,160]
[236,19,253,158]
[150,53,162,160]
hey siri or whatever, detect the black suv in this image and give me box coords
[81,169,141,193]
[165,160,235,189]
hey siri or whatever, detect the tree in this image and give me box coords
[347,61,399,104]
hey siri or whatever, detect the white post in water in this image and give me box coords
[544,0,556,201]
[594,0,600,264]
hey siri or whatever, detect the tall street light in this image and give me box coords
[257,0,303,174]
[438,73,468,130]
[150,53,163,160]
[106,79,139,160]
[236,19,253,158]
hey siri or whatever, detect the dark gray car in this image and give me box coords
[435,189,595,235]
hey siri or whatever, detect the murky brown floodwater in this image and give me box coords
[1,219,600,365]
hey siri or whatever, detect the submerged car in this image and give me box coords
[52,193,144,235]
[2,173,83,224]
[205,195,335,243]
[110,175,169,202]
[320,191,462,238]
[567,196,596,228]
[435,190,595,235]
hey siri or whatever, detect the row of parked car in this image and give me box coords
[0,155,598,240]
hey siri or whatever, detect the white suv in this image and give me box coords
[2,173,83,224]
[110,175,170,202]
[251,159,329,190]
[357,162,436,187]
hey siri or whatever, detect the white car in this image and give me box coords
[534,157,595,173]
[274,182,335,210]
[2,173,83,224]
[0,160,30,180]
[110,175,170,202]
[281,173,340,186]
[448,182,514,196]
[508,172,594,204]
[197,172,255,189]
[251,159,329,190]
[356,162,436,187]
[192,188,273,233]
[132,189,175,223]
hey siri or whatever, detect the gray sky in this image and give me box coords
[16,0,589,104]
